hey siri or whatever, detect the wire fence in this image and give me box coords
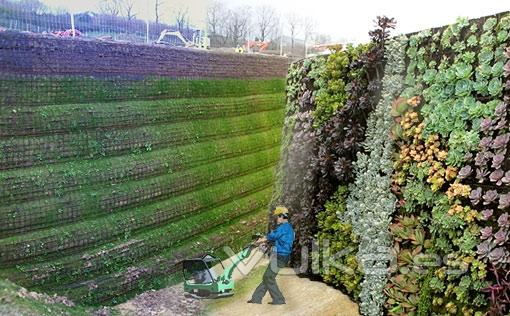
[0,0,198,44]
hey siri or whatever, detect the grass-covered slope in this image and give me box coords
[0,76,286,305]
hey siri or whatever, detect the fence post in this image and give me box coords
[146,20,149,43]
[70,12,76,37]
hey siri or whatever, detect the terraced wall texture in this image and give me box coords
[0,31,289,304]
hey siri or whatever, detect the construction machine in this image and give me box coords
[156,29,210,49]
[182,233,267,298]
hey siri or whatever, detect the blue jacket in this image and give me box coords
[266,222,295,256]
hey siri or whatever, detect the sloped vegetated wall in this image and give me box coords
[278,12,510,316]
[0,32,289,304]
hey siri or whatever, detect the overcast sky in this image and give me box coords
[38,0,509,43]
[222,0,509,43]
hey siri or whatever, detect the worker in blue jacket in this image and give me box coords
[247,206,295,305]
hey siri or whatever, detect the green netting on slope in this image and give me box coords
[0,93,284,137]
[0,164,275,265]
[0,76,285,106]
[0,146,279,237]
[0,108,284,170]
[0,128,281,204]
[5,188,271,291]
[0,74,285,305]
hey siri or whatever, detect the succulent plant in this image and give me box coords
[498,194,510,210]
[347,34,403,316]
[480,118,493,132]
[494,103,507,117]
[502,171,510,184]
[477,240,493,258]
[481,226,493,239]
[474,152,488,167]
[480,136,494,149]
[483,190,499,205]
[489,169,505,185]
[488,247,508,264]
[494,229,509,245]
[497,213,509,227]
[492,154,505,169]
[470,187,483,205]
[481,209,494,220]
[476,167,490,183]
[492,133,509,152]
[458,165,473,180]
[494,117,508,130]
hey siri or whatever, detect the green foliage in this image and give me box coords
[402,179,437,213]
[385,215,433,316]
[413,14,507,164]
[0,166,276,264]
[417,271,433,316]
[315,186,361,298]
[4,190,272,295]
[313,44,369,127]
[270,61,307,207]
[0,147,280,237]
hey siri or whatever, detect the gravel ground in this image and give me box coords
[116,285,203,316]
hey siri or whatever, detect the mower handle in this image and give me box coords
[220,234,268,282]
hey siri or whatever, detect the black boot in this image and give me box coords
[247,299,261,304]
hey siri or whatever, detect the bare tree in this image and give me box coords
[19,0,45,13]
[225,6,251,46]
[154,0,163,24]
[99,0,121,16]
[122,0,136,20]
[207,0,225,35]
[175,7,189,33]
[302,16,316,56]
[286,12,301,54]
[254,5,277,42]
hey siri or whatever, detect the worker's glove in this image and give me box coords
[258,243,270,254]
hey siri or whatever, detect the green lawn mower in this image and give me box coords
[182,234,266,298]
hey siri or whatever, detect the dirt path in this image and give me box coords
[116,250,360,316]
[203,258,360,316]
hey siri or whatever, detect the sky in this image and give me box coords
[37,0,510,43]
[40,0,211,29]
[221,0,510,43]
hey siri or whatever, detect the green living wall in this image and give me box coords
[278,12,510,316]
[0,32,289,305]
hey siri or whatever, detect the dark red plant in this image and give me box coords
[483,265,510,316]
[315,16,395,206]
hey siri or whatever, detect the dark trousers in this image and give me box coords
[250,253,290,303]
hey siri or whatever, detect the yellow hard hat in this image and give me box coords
[273,206,289,216]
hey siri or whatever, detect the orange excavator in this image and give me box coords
[242,40,270,53]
